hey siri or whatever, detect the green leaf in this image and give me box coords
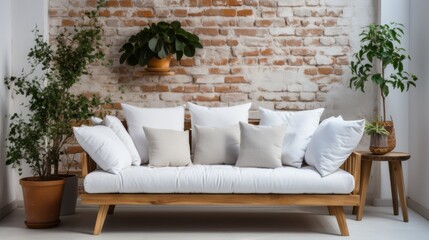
[148,37,158,52]
[175,39,186,51]
[158,46,167,59]
[126,55,138,66]
[184,45,195,57]
[171,21,181,29]
[176,51,183,61]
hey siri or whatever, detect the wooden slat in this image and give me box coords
[81,193,359,206]
[340,152,361,195]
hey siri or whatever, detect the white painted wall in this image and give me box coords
[409,0,429,213]
[0,0,16,218]
[372,0,410,205]
[9,0,49,202]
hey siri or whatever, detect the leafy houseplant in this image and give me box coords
[4,1,107,228]
[365,121,390,136]
[350,22,418,152]
[119,21,203,69]
[365,121,390,155]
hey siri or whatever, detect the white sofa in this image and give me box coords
[78,119,362,236]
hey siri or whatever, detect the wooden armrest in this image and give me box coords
[340,151,361,195]
[81,152,97,177]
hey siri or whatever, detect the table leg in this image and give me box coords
[389,162,399,215]
[357,160,372,221]
[392,161,409,222]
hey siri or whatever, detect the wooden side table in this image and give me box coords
[354,151,410,222]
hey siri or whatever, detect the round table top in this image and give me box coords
[357,151,411,161]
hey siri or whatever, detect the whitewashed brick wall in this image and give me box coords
[49,0,377,119]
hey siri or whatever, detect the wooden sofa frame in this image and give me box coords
[78,120,362,236]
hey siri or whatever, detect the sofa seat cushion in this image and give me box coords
[84,165,354,194]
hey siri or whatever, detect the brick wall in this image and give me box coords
[49,0,375,119]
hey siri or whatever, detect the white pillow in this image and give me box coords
[305,116,365,177]
[188,102,252,152]
[193,124,240,165]
[143,127,192,167]
[104,115,141,166]
[235,122,287,168]
[73,126,132,174]
[259,107,324,168]
[90,116,103,125]
[121,103,185,164]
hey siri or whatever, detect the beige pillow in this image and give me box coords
[143,127,192,167]
[193,124,240,165]
[236,122,287,168]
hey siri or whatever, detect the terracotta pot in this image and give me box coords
[379,121,396,153]
[59,174,78,216]
[369,133,390,155]
[20,177,65,228]
[147,54,172,69]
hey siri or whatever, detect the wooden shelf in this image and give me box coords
[139,71,175,76]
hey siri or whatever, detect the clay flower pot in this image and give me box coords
[146,54,173,71]
[20,177,65,228]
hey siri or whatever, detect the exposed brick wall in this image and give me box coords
[49,0,371,119]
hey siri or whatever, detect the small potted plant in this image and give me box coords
[350,22,418,153]
[365,121,390,155]
[119,21,203,71]
[4,1,107,228]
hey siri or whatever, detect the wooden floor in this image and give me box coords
[0,206,428,239]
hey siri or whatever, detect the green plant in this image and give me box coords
[4,1,108,178]
[350,22,418,121]
[365,121,390,135]
[119,21,203,66]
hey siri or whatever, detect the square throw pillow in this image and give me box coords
[235,122,287,168]
[73,126,132,174]
[305,116,365,177]
[143,127,192,167]
[193,124,240,165]
[121,103,185,164]
[188,102,252,152]
[259,107,324,168]
[104,115,141,166]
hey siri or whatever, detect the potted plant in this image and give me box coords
[350,22,418,152]
[4,1,107,228]
[119,21,203,71]
[365,121,390,155]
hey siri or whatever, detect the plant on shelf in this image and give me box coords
[4,0,107,228]
[119,21,203,70]
[350,22,418,152]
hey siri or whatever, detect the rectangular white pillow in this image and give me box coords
[103,115,141,166]
[188,102,251,153]
[143,127,192,167]
[305,116,365,177]
[121,103,185,164]
[193,124,240,165]
[236,122,287,168]
[73,126,132,174]
[259,107,324,168]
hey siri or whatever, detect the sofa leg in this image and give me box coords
[327,206,335,215]
[93,205,109,235]
[108,205,116,215]
[330,206,349,236]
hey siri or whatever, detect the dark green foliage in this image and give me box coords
[119,21,203,66]
[350,22,418,121]
[4,1,108,177]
